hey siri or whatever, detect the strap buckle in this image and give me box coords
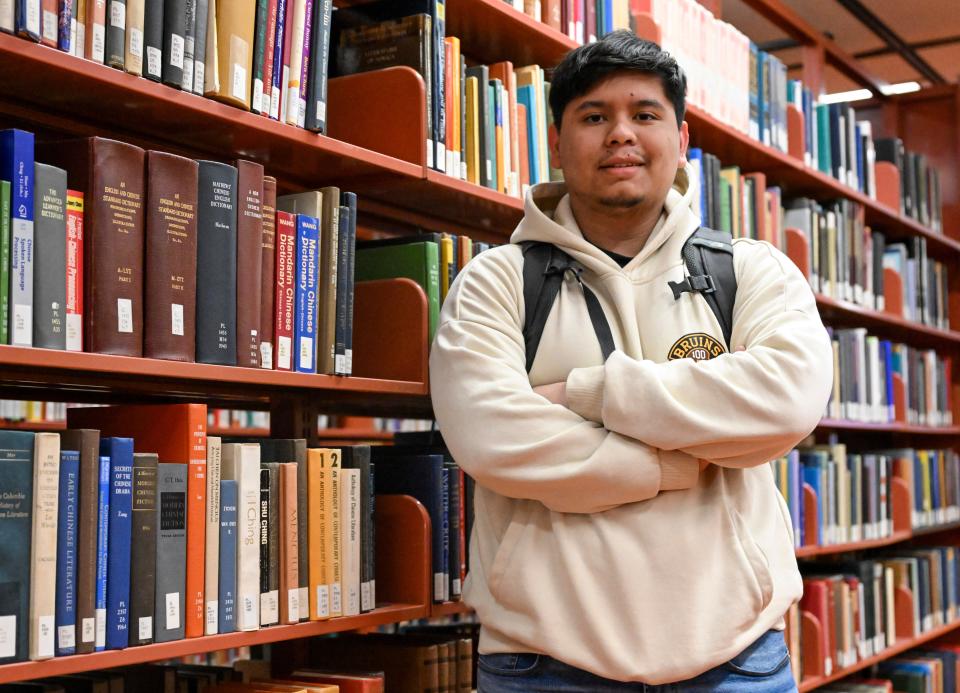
[668,274,716,300]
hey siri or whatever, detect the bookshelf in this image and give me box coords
[0,0,958,689]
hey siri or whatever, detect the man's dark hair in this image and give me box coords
[549,30,687,130]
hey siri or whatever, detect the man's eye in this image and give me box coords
[635,113,656,121]
[584,114,604,124]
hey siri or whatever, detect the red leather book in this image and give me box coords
[235,160,264,368]
[260,175,278,368]
[273,210,296,370]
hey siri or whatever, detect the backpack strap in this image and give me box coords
[667,227,737,349]
[522,242,615,373]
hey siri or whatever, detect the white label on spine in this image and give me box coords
[110,2,125,28]
[360,583,371,612]
[242,595,256,628]
[81,617,94,643]
[260,342,272,369]
[75,23,85,58]
[434,573,445,601]
[182,59,194,93]
[315,101,327,125]
[117,298,133,333]
[331,585,342,615]
[345,349,352,374]
[232,64,247,101]
[335,353,345,374]
[138,616,152,641]
[260,591,278,625]
[299,336,313,370]
[270,86,280,119]
[170,33,184,69]
[25,2,39,35]
[95,608,106,647]
[92,23,105,62]
[129,28,143,59]
[165,592,180,630]
[58,624,75,650]
[277,336,291,370]
[205,601,217,634]
[288,589,299,622]
[42,10,56,40]
[193,62,205,95]
[147,46,161,77]
[0,616,14,658]
[253,79,264,113]
[316,584,330,617]
[12,303,31,346]
[171,303,184,336]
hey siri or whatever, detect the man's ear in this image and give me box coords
[677,120,690,168]
[548,123,561,170]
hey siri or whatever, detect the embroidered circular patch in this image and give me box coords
[668,333,726,361]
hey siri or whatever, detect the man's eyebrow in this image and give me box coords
[574,98,666,111]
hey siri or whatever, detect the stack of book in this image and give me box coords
[506,0,634,44]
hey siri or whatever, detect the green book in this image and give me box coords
[355,241,440,344]
[485,82,498,193]
[0,180,9,344]
[250,0,270,114]
[718,177,732,235]
[816,104,832,176]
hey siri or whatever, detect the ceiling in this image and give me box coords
[719,0,960,95]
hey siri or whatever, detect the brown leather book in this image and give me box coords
[235,160,264,368]
[60,428,101,655]
[306,635,439,693]
[278,462,299,624]
[37,137,146,356]
[144,151,199,361]
[259,176,277,369]
[455,639,471,693]
[543,0,562,30]
[211,0,257,109]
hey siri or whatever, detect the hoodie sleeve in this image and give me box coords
[565,240,833,469]
[430,248,700,514]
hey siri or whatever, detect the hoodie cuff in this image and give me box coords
[565,366,605,423]
[658,449,700,491]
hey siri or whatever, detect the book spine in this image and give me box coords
[218,479,237,633]
[273,210,295,370]
[250,0,269,114]
[235,160,264,369]
[162,0,185,88]
[283,0,305,126]
[0,180,10,344]
[294,440,307,621]
[213,0,256,109]
[296,0,312,129]
[128,453,157,646]
[258,176,276,368]
[85,0,104,61]
[180,0,195,91]
[123,0,143,75]
[260,0,278,118]
[39,0,56,44]
[236,445,260,631]
[54,450,79,656]
[32,163,67,350]
[270,0,287,120]
[293,214,319,373]
[340,467,360,616]
[191,0,207,94]
[195,160,238,365]
[343,193,356,375]
[63,428,98,655]
[333,205,348,375]
[317,188,337,375]
[105,0,124,67]
[155,463,187,642]
[104,438,133,650]
[0,0,12,31]
[278,0,295,122]
[65,190,83,351]
[17,0,40,39]
[142,0,162,80]
[306,449,327,620]
[279,462,298,623]
[258,467,276,625]
[0,431,34,664]
[303,0,330,133]
[94,453,109,651]
[184,408,207,639]
[1,129,35,347]
[71,0,84,54]
[204,437,221,635]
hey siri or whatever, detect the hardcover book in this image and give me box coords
[29,432,60,661]
[235,160,264,369]
[103,437,134,651]
[65,190,84,351]
[155,463,187,642]
[162,0,186,87]
[273,210,296,371]
[55,449,80,656]
[1,129,35,347]
[293,213,320,373]
[32,162,67,350]
[128,452,157,646]
[204,436,221,635]
[218,478,238,633]
[259,176,276,369]
[0,431,35,664]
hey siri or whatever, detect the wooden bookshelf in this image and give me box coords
[0,419,66,431]
[814,294,960,349]
[209,426,394,441]
[817,419,960,436]
[794,530,912,559]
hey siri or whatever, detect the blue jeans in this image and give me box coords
[477,629,797,692]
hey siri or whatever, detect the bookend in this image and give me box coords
[352,278,429,385]
[630,11,662,44]
[882,268,905,318]
[800,610,827,680]
[784,228,810,280]
[786,105,805,162]
[802,482,818,549]
[894,586,916,641]
[874,162,902,213]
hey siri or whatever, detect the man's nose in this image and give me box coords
[605,118,637,146]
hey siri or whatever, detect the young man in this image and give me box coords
[429,31,832,691]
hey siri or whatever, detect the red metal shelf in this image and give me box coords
[0,604,425,685]
[798,618,960,692]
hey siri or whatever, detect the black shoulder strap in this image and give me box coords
[522,242,615,373]
[667,227,738,349]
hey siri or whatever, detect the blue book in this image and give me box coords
[293,214,320,373]
[0,430,35,663]
[756,51,768,146]
[517,85,540,186]
[854,123,865,193]
[15,1,40,40]
[881,340,894,421]
[0,129,35,347]
[439,466,450,601]
[788,449,802,547]
[687,148,705,223]
[931,451,942,519]
[218,479,238,634]
[603,0,614,35]
[58,1,73,52]
[55,449,80,656]
[800,452,824,545]
[488,82,499,193]
[94,454,110,651]
[103,437,134,650]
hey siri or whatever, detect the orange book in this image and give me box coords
[493,81,505,195]
[489,62,516,195]
[279,462,300,624]
[446,38,462,179]
[66,403,208,638]
[517,102,530,193]
[306,448,329,621]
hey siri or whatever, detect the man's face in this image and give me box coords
[552,71,689,212]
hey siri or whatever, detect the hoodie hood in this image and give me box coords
[511,161,701,279]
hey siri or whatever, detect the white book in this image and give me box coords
[285,0,307,127]
[221,443,261,631]
[0,0,13,32]
[204,437,222,635]
[29,432,60,661]
[340,468,361,617]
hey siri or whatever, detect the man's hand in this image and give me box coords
[533,381,567,407]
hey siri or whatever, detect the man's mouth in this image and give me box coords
[600,158,644,169]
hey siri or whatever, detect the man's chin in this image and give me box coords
[598,195,645,209]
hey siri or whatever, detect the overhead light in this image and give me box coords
[819,81,922,104]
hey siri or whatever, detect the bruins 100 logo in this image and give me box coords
[668,333,726,361]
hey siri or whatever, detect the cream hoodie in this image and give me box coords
[429,163,833,684]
